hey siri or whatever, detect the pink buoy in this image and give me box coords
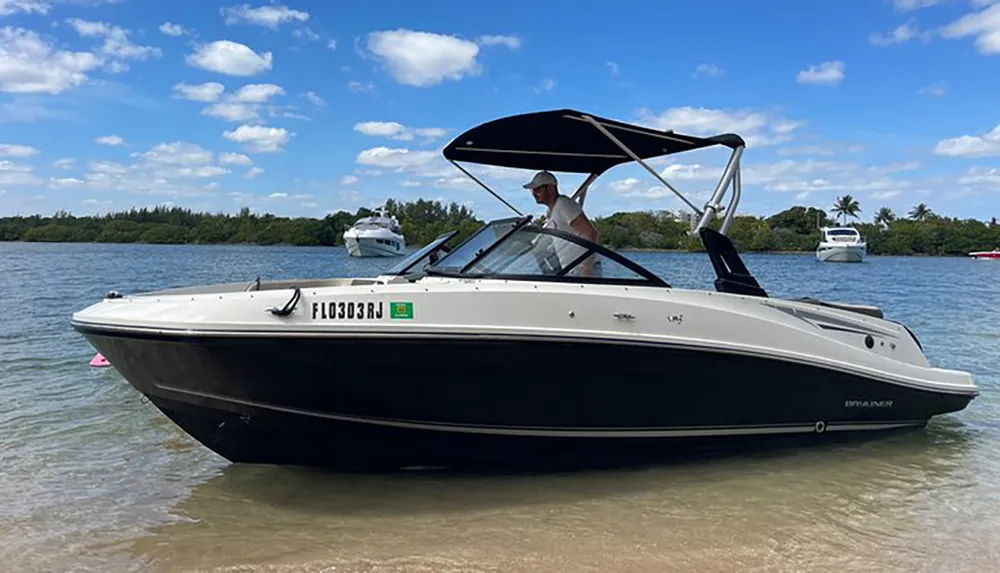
[89,352,111,368]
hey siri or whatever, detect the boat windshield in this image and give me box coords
[429,224,668,287]
[425,216,529,274]
[827,229,859,236]
[383,231,457,276]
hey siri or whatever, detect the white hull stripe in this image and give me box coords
[157,385,926,438]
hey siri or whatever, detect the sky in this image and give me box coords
[1,0,1000,224]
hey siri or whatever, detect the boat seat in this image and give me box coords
[698,227,768,298]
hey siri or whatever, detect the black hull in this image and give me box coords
[74,326,974,470]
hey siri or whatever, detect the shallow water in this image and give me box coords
[1,241,997,572]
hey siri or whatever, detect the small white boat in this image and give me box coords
[343,207,406,257]
[817,226,866,263]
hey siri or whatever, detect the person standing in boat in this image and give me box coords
[522,170,602,277]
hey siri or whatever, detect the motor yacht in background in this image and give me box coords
[816,226,867,263]
[343,207,406,257]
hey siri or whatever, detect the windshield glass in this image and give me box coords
[827,229,858,236]
[383,231,456,275]
[464,227,651,282]
[428,217,527,273]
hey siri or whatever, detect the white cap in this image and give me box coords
[522,170,557,189]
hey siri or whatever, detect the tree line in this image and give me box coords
[1,195,997,256]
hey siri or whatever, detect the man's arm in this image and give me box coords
[569,213,599,276]
[570,213,599,243]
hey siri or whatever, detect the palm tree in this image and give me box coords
[830,194,862,225]
[909,203,932,221]
[874,206,895,228]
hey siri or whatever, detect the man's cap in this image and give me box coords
[522,170,558,190]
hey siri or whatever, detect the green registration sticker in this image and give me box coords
[390,301,414,319]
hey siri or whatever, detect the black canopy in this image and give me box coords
[442,109,745,174]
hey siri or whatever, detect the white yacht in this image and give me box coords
[817,226,867,263]
[343,207,406,257]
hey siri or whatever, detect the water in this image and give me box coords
[1,241,997,572]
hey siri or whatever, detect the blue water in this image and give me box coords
[1,241,998,572]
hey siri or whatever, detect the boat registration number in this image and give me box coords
[311,301,414,320]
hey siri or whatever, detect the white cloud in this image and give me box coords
[48,176,85,188]
[365,29,481,87]
[606,61,619,75]
[613,158,925,203]
[939,3,1000,55]
[302,90,324,106]
[95,134,124,146]
[0,26,102,94]
[245,166,263,179]
[347,80,374,93]
[186,40,273,76]
[340,175,358,185]
[400,180,422,187]
[353,121,448,142]
[635,106,805,147]
[693,63,725,78]
[957,166,1000,188]
[172,82,225,102]
[231,83,285,102]
[52,157,75,169]
[892,0,945,10]
[292,27,320,41]
[0,0,50,16]
[222,124,292,153]
[60,141,240,198]
[219,152,252,166]
[65,18,162,65]
[197,83,285,122]
[159,22,189,37]
[132,141,213,165]
[221,3,310,28]
[0,159,33,171]
[797,61,845,86]
[476,35,521,49]
[933,123,1000,157]
[0,158,42,185]
[268,192,287,198]
[869,21,932,45]
[88,159,127,174]
[0,143,38,157]
[918,80,948,95]
[534,78,555,93]
[327,39,337,50]
[356,146,438,170]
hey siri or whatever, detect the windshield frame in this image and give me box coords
[382,230,458,276]
[428,223,670,287]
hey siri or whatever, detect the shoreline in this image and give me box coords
[0,239,976,258]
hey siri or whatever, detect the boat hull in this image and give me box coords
[344,235,405,257]
[74,326,974,470]
[817,244,866,263]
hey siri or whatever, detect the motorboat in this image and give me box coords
[969,249,1000,260]
[343,206,406,257]
[817,226,867,263]
[70,109,978,470]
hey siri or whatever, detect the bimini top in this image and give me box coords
[442,108,746,174]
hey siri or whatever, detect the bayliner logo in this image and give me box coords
[844,399,893,408]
